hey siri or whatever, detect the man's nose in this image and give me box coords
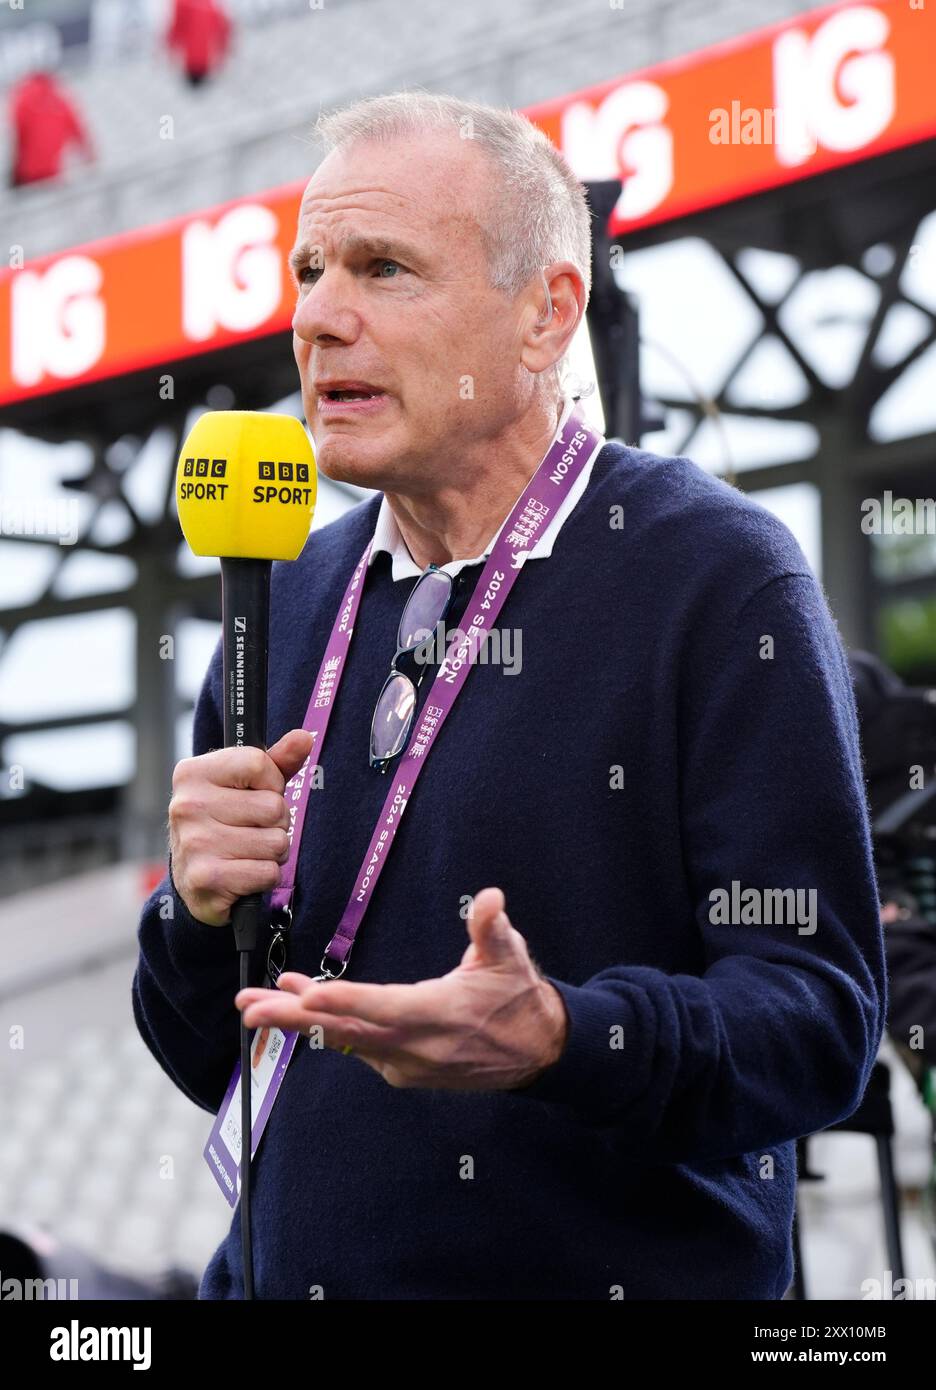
[292,282,359,345]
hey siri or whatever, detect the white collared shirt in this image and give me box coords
[367,395,600,582]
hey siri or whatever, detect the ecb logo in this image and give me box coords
[258,461,310,483]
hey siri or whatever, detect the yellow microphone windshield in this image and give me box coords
[176,411,316,560]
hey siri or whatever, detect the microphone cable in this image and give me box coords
[238,948,255,1299]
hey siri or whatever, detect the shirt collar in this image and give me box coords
[368,394,595,582]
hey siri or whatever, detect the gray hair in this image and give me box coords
[311,90,594,393]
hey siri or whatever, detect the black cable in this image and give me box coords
[239,948,254,1300]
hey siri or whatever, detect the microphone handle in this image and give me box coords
[220,557,272,953]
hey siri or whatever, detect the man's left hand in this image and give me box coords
[235,887,569,1091]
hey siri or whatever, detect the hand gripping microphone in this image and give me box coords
[176,410,316,1300]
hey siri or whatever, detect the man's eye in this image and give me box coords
[296,258,405,286]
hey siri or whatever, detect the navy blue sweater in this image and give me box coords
[132,439,886,1300]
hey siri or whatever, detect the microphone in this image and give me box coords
[175,410,317,1302]
[176,409,317,951]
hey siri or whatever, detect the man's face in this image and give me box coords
[291,132,529,494]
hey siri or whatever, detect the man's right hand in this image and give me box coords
[168,728,315,926]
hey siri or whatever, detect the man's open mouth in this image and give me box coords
[315,382,390,414]
[316,378,388,402]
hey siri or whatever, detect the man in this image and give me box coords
[133,91,886,1300]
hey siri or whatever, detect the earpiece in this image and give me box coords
[538,271,554,327]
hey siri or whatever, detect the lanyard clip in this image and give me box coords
[312,951,348,982]
[266,903,293,985]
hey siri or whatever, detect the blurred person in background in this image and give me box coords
[7,68,94,189]
[166,0,232,88]
[850,650,936,1085]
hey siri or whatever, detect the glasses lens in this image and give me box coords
[371,672,418,763]
[398,569,452,650]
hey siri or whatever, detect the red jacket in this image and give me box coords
[9,72,93,184]
[167,0,231,76]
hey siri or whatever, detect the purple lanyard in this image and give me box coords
[268,402,604,980]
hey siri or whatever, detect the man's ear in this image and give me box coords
[520,261,586,376]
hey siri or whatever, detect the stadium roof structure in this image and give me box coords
[1,0,935,866]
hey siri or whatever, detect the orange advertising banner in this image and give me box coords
[0,181,306,408]
[0,0,932,408]
[526,0,934,237]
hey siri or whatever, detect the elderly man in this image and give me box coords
[133,91,885,1300]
